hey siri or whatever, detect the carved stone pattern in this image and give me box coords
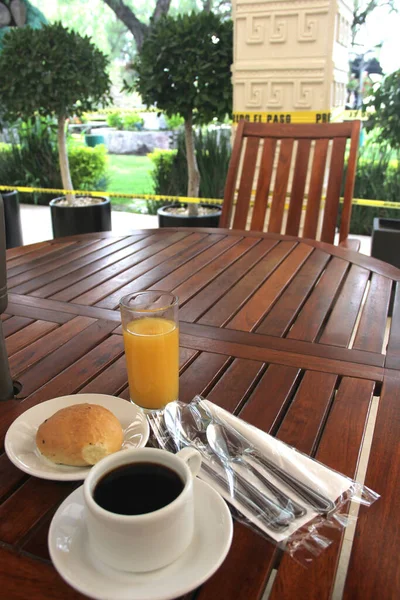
[245,15,266,44]
[239,9,327,45]
[298,12,321,42]
[294,81,314,108]
[270,15,287,43]
[237,78,324,110]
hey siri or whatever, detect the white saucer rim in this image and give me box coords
[4,393,150,481]
[48,478,233,600]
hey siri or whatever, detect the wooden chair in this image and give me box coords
[220,120,361,248]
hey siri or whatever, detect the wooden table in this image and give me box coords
[1,228,399,600]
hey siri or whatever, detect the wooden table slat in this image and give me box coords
[386,282,400,369]
[197,241,297,327]
[227,243,314,332]
[178,238,278,323]
[353,273,392,353]
[9,316,96,379]
[94,233,227,309]
[6,321,59,357]
[159,235,261,308]
[256,248,330,336]
[287,256,350,342]
[343,370,400,599]
[76,232,207,307]
[9,234,151,293]
[0,546,84,600]
[319,264,370,348]
[3,316,35,337]
[149,235,244,293]
[49,231,191,303]
[270,376,375,600]
[7,238,99,282]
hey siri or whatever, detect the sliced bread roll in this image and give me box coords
[36,403,124,466]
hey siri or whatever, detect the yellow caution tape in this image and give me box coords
[1,185,398,209]
[232,108,368,124]
[0,185,222,205]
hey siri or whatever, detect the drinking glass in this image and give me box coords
[119,291,179,412]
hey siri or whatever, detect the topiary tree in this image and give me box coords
[0,22,112,201]
[131,11,232,216]
[364,69,400,150]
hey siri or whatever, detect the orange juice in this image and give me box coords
[123,317,179,410]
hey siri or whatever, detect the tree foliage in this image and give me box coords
[132,11,232,124]
[130,11,232,206]
[351,0,398,45]
[0,22,111,121]
[365,69,400,149]
[0,22,111,194]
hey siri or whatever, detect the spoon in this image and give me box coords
[164,402,293,531]
[206,418,336,515]
[207,423,306,519]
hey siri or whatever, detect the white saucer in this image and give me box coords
[4,394,149,481]
[48,478,233,600]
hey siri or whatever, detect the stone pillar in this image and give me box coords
[232,0,353,123]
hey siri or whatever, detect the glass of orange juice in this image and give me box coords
[119,291,179,412]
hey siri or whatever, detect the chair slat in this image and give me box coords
[339,120,361,243]
[285,139,312,236]
[321,137,347,243]
[232,137,260,229]
[250,138,277,231]
[220,120,245,228]
[268,139,294,233]
[302,138,329,240]
[221,120,361,245]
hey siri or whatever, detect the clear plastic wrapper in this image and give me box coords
[147,396,379,566]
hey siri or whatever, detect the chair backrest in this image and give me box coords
[220,120,361,244]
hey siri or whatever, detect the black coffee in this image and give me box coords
[93,462,184,515]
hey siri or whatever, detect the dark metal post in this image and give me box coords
[0,193,14,400]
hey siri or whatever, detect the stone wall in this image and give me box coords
[93,129,174,155]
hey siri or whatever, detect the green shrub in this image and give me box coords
[165,114,184,130]
[107,111,124,130]
[68,144,109,191]
[147,128,231,214]
[0,118,109,204]
[0,118,61,204]
[123,114,144,131]
[147,149,180,214]
[341,142,400,235]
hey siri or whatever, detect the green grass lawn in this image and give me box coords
[108,155,154,195]
[70,134,155,212]
[107,154,155,213]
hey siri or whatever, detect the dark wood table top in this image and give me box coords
[1,228,400,600]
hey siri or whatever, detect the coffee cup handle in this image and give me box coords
[176,447,202,478]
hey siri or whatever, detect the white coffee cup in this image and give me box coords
[83,447,201,572]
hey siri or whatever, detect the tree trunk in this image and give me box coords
[102,0,171,51]
[10,0,26,27]
[57,115,74,204]
[184,115,200,218]
[0,3,12,27]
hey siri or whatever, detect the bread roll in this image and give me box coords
[36,403,124,466]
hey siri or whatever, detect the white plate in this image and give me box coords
[4,394,149,481]
[48,479,233,600]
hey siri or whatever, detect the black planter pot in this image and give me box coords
[50,196,111,238]
[1,190,23,249]
[157,204,222,228]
